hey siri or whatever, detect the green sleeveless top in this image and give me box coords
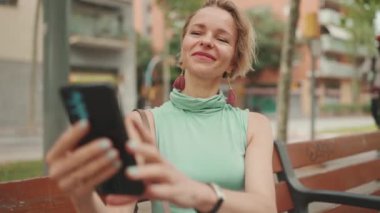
[150,89,249,213]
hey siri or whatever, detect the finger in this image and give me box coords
[132,118,155,145]
[46,120,89,164]
[126,140,161,163]
[126,164,172,183]
[49,138,112,179]
[57,149,121,193]
[127,116,155,145]
[125,114,143,143]
[78,163,121,196]
[105,195,139,206]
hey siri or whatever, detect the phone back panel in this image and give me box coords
[60,84,144,195]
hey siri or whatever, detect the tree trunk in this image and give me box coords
[276,0,301,143]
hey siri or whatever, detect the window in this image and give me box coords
[71,1,125,39]
[0,0,18,6]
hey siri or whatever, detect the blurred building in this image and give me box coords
[0,0,44,135]
[68,0,137,112]
[0,0,136,136]
[233,0,320,117]
[316,0,371,115]
[133,0,164,53]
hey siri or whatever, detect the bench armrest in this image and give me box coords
[299,187,380,210]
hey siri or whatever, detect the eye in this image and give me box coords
[217,37,229,43]
[190,31,202,36]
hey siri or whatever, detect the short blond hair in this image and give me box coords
[180,0,256,78]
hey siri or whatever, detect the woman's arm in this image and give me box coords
[215,112,276,212]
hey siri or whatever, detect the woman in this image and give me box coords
[46,0,277,212]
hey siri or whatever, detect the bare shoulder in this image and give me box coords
[127,110,153,123]
[247,112,273,146]
[248,112,270,123]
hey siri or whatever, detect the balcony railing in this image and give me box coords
[321,34,369,56]
[318,57,355,78]
[79,0,131,7]
[69,35,127,50]
[319,8,341,26]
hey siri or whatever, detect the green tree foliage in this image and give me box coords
[342,0,380,56]
[156,0,202,18]
[247,8,285,74]
[136,35,154,74]
[340,0,380,104]
[136,34,154,95]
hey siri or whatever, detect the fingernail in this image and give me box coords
[98,139,111,149]
[106,149,118,159]
[126,166,138,176]
[127,140,138,150]
[113,160,122,169]
[78,119,88,128]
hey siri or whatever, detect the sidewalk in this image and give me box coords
[0,115,376,163]
[271,115,376,142]
[0,136,41,163]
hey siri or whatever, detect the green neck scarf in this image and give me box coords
[169,89,227,113]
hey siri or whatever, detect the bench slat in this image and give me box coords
[0,177,75,213]
[273,132,380,172]
[300,159,380,191]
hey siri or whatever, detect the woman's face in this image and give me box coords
[181,7,237,79]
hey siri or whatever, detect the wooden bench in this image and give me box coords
[274,131,380,213]
[1,131,380,212]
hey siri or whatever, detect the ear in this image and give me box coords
[226,67,233,77]
[227,61,236,74]
[177,60,184,69]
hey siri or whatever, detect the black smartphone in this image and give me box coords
[60,84,144,195]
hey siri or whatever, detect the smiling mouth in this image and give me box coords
[192,52,216,61]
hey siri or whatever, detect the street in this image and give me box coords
[273,115,376,142]
[0,115,376,163]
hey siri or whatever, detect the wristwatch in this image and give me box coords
[196,183,225,213]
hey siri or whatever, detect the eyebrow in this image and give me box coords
[190,23,234,37]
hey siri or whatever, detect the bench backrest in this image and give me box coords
[273,131,380,213]
[1,131,379,212]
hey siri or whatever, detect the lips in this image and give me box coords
[192,51,216,61]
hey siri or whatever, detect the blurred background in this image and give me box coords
[0,0,379,182]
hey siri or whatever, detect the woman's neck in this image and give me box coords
[181,71,221,98]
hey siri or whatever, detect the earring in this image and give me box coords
[173,69,185,91]
[226,73,236,106]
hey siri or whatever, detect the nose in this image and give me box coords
[200,34,213,48]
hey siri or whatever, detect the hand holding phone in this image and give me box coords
[60,84,145,195]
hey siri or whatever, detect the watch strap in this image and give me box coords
[196,183,224,213]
